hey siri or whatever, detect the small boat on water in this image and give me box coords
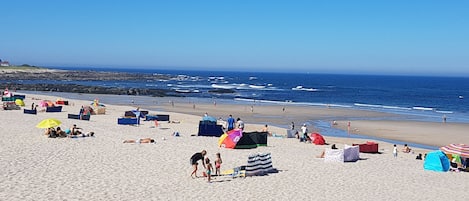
[459,95,464,99]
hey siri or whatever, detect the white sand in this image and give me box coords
[1,93,468,201]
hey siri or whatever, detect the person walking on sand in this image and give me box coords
[190,150,207,178]
[393,144,398,158]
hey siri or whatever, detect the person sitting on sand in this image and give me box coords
[69,131,95,138]
[318,144,338,158]
[44,127,54,136]
[262,124,272,136]
[56,127,67,138]
[70,124,82,136]
[402,144,411,153]
[415,153,423,160]
[123,138,155,143]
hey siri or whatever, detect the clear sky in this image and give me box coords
[1,0,468,76]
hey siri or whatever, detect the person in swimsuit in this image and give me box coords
[190,150,207,178]
[123,138,154,143]
[214,153,222,176]
[205,157,213,183]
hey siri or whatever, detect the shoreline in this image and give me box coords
[19,90,468,148]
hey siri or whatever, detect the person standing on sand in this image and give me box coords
[443,115,447,123]
[190,150,207,178]
[393,144,398,158]
[237,118,244,130]
[301,124,308,141]
[205,158,213,183]
[227,115,235,131]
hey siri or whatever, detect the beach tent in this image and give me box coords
[15,99,25,106]
[198,119,224,137]
[352,142,379,153]
[344,145,360,162]
[424,150,450,172]
[39,100,54,107]
[202,116,217,122]
[245,153,278,176]
[324,145,360,162]
[324,149,344,162]
[311,133,326,145]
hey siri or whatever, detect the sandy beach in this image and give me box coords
[1,93,468,201]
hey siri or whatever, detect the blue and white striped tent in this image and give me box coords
[245,153,278,176]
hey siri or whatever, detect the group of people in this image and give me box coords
[190,150,223,183]
[226,114,244,131]
[44,124,94,138]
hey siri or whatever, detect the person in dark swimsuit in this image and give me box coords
[190,150,207,178]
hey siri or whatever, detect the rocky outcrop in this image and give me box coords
[0,68,175,96]
[5,83,170,97]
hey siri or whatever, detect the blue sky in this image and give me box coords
[1,0,468,76]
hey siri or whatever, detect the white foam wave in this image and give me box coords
[354,103,411,110]
[412,106,434,111]
[435,110,453,114]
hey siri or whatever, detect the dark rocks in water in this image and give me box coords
[0,69,173,81]
[208,88,235,94]
[5,83,170,97]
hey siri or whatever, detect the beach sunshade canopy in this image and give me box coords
[219,129,243,148]
[440,144,469,158]
[36,118,62,128]
[311,133,326,145]
[202,116,217,122]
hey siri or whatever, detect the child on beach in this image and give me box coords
[215,153,222,176]
[205,158,213,183]
[393,144,398,158]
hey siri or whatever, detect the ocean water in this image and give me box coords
[11,67,469,123]
[13,67,468,150]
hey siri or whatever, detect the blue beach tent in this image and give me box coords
[424,150,450,172]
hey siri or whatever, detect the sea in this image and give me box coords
[13,67,469,149]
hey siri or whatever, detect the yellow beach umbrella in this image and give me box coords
[15,99,25,106]
[36,118,62,128]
